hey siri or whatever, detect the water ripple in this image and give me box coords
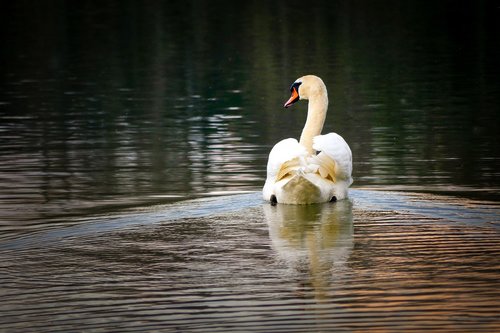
[0,191,499,332]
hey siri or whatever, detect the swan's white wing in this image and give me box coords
[313,133,353,184]
[263,138,307,200]
[265,138,307,180]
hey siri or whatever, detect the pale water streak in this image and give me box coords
[0,192,499,332]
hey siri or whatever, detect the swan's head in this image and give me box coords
[284,75,326,108]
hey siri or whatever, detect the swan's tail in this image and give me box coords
[278,175,322,204]
[271,156,334,204]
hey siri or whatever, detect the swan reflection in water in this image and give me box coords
[263,200,353,301]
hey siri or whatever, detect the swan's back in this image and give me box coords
[263,133,353,204]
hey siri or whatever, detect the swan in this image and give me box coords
[263,75,353,204]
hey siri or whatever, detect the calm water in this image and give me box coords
[1,1,499,332]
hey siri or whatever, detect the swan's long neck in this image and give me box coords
[299,92,328,154]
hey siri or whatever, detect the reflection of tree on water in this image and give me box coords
[263,200,353,301]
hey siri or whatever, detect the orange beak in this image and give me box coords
[284,87,299,108]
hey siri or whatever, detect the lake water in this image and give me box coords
[1,1,499,332]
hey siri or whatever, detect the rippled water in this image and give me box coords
[1,1,500,332]
[1,192,499,332]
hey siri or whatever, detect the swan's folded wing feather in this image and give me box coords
[313,153,336,182]
[275,157,301,182]
[266,138,307,179]
[313,133,353,182]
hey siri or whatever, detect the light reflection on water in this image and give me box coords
[264,200,354,302]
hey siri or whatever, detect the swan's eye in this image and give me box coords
[289,81,302,92]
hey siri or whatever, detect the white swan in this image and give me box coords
[263,75,353,204]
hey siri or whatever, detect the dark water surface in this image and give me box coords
[1,1,499,332]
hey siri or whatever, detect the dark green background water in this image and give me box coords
[1,1,499,332]
[1,1,499,219]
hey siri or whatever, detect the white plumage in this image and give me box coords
[263,75,353,204]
